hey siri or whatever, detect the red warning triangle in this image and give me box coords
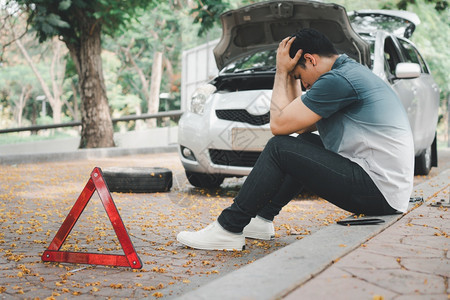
[42,167,142,269]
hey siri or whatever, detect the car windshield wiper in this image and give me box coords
[232,66,276,73]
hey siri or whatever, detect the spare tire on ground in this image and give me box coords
[102,167,172,193]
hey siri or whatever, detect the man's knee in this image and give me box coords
[267,135,290,146]
[264,135,288,152]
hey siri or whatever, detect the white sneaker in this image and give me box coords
[177,221,245,251]
[243,216,275,240]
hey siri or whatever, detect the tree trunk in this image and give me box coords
[67,18,115,148]
[49,38,66,124]
[16,85,31,127]
[71,81,80,121]
[121,41,151,104]
[147,51,163,127]
[15,39,56,115]
[164,56,178,93]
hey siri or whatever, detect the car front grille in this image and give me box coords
[215,109,270,125]
[209,149,261,167]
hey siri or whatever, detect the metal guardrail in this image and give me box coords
[0,110,184,134]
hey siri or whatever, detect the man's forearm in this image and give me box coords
[270,70,292,118]
[287,74,301,102]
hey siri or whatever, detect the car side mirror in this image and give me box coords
[395,62,421,79]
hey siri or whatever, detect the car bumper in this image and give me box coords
[178,111,272,177]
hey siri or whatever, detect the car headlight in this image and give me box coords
[189,84,216,115]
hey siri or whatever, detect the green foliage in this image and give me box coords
[36,114,53,125]
[0,63,44,125]
[101,50,141,116]
[104,1,224,115]
[109,2,180,91]
[188,0,271,37]
[12,0,155,44]
[394,0,448,11]
[178,7,222,49]
[190,0,230,36]
[1,0,227,131]
[58,0,71,10]
[0,104,14,130]
[405,0,450,100]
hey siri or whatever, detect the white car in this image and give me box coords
[178,0,440,188]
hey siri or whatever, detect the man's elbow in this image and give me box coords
[270,121,286,136]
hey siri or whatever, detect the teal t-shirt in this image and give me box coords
[301,55,414,212]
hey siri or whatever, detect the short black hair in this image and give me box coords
[289,28,338,66]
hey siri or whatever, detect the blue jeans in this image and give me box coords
[217,133,397,233]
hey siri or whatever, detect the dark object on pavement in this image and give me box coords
[103,167,172,193]
[409,196,424,203]
[429,198,450,208]
[337,218,386,226]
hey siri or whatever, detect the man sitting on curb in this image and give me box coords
[177,28,414,251]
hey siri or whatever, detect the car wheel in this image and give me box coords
[185,171,224,188]
[414,144,432,176]
[102,167,172,193]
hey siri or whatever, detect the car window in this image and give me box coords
[398,39,419,64]
[398,39,430,74]
[221,50,277,74]
[416,52,430,74]
[384,37,402,78]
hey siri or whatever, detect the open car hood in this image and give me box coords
[348,10,420,39]
[213,0,371,70]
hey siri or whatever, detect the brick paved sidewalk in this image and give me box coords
[177,168,449,300]
[284,171,449,300]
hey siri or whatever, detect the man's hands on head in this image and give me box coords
[270,36,321,136]
[276,37,302,75]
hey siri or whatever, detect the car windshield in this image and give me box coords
[349,14,413,38]
[221,49,277,74]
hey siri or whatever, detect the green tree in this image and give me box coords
[7,0,155,148]
[111,2,179,127]
[106,1,222,128]
[190,0,230,36]
[0,64,38,127]
[189,0,254,37]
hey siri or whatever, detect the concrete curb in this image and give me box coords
[0,145,178,165]
[176,169,449,300]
